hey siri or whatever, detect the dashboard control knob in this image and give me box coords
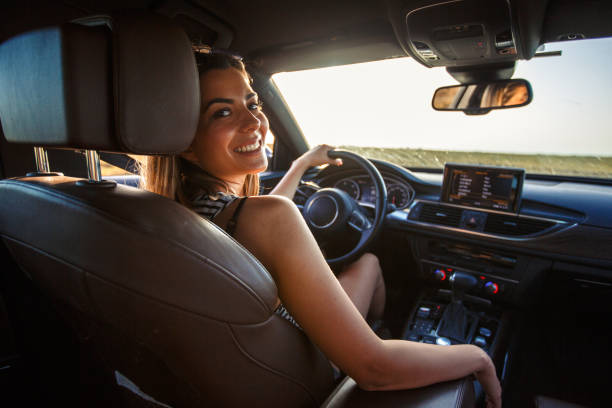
[474,336,487,348]
[484,282,499,295]
[433,268,447,281]
[436,337,451,346]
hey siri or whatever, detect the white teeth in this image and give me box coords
[235,140,260,153]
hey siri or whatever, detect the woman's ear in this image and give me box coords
[180,145,199,164]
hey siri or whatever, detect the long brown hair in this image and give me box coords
[138,53,261,202]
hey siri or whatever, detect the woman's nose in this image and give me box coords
[240,109,261,132]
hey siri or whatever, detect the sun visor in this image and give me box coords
[0,13,200,154]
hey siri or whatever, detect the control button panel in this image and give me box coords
[413,318,435,334]
[421,260,515,300]
[403,299,500,356]
[416,306,431,318]
[471,318,498,351]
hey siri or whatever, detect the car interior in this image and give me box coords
[0,1,611,407]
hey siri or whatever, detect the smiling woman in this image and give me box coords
[135,51,502,407]
[139,52,387,329]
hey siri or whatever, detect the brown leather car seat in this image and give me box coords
[0,13,334,407]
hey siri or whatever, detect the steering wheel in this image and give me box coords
[301,150,387,266]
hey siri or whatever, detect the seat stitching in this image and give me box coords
[0,179,275,315]
[0,234,269,325]
[227,322,320,407]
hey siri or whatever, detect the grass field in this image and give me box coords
[101,147,612,179]
[340,146,612,179]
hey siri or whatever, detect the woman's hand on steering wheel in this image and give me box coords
[296,144,344,169]
[270,145,343,199]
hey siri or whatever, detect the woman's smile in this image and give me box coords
[234,137,262,153]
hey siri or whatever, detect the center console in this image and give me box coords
[399,165,530,381]
[398,212,553,407]
[403,235,534,359]
[373,163,561,406]
[401,289,503,356]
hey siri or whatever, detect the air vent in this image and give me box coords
[417,203,462,227]
[484,214,556,236]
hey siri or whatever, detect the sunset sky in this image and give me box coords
[273,37,612,157]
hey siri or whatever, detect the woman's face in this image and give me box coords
[188,67,269,188]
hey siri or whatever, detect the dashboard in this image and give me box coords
[292,158,612,270]
[285,158,612,311]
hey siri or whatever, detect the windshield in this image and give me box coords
[272,38,612,179]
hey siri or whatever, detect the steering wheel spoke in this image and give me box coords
[348,209,372,233]
[295,181,323,212]
[296,180,322,196]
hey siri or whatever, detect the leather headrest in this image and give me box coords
[0,13,200,154]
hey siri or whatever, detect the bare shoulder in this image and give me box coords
[230,194,307,239]
[232,195,313,275]
[245,194,296,208]
[242,194,302,221]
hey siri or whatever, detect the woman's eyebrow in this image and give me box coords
[203,97,233,112]
[203,93,257,113]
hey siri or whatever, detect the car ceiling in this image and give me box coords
[1,0,612,74]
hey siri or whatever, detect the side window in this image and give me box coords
[99,153,141,187]
[265,130,275,162]
[101,159,131,177]
[100,153,142,177]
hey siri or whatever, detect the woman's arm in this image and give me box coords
[269,144,343,199]
[230,195,502,407]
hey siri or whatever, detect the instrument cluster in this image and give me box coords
[333,175,416,210]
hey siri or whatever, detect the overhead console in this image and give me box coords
[401,0,520,69]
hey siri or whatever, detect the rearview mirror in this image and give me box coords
[432,79,532,115]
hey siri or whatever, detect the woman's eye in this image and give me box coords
[212,108,231,118]
[248,101,263,111]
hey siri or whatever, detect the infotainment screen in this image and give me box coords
[441,164,525,213]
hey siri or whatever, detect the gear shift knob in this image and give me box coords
[449,272,478,293]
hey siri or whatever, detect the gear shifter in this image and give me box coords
[449,271,478,301]
[438,272,478,342]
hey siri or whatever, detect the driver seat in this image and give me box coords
[0,13,334,407]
